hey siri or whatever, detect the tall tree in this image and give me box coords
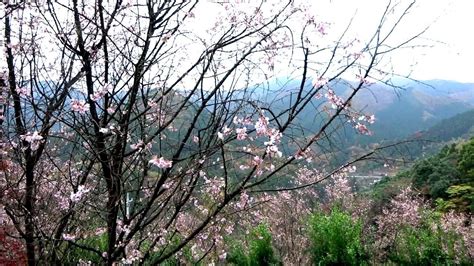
[1,0,427,264]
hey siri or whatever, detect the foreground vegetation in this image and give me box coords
[229,138,474,265]
[24,139,471,264]
[3,0,470,264]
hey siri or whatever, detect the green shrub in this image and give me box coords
[389,216,470,265]
[144,234,194,265]
[308,208,367,265]
[227,224,280,266]
[227,241,250,266]
[61,233,107,264]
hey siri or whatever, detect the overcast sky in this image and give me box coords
[202,0,474,83]
[301,0,473,83]
[387,0,473,82]
[2,0,472,83]
[309,0,474,82]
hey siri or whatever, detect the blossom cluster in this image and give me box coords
[70,185,91,203]
[71,99,90,114]
[20,131,44,151]
[90,83,111,102]
[149,156,173,169]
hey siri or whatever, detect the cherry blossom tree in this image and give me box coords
[1,0,428,264]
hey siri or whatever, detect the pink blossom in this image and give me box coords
[355,122,371,135]
[130,140,144,150]
[191,244,200,260]
[70,185,90,202]
[204,176,224,196]
[148,100,158,108]
[16,86,30,97]
[71,99,90,114]
[266,144,282,158]
[375,188,424,253]
[20,131,44,151]
[236,191,249,209]
[90,92,104,102]
[121,248,142,264]
[252,156,263,166]
[62,233,76,241]
[94,227,106,236]
[441,211,474,257]
[325,89,344,109]
[265,164,275,172]
[106,106,115,113]
[54,191,70,210]
[255,115,269,136]
[217,132,224,140]
[149,156,173,169]
[295,148,311,160]
[367,114,376,124]
[313,77,328,88]
[218,252,227,260]
[265,128,282,145]
[356,74,375,85]
[316,22,329,35]
[236,127,247,140]
[90,84,110,101]
[225,224,234,235]
[326,175,353,204]
[233,116,242,124]
[242,117,253,125]
[233,115,254,125]
[217,125,232,140]
[239,165,250,170]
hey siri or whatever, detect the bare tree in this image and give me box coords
[0,0,427,264]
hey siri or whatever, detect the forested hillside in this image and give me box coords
[418,109,474,141]
[373,138,474,213]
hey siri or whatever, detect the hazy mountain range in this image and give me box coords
[349,79,474,143]
[254,77,474,147]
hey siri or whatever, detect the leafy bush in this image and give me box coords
[458,138,474,180]
[145,234,194,265]
[388,220,471,265]
[436,184,474,212]
[61,233,107,264]
[412,158,460,198]
[227,224,281,266]
[308,207,368,265]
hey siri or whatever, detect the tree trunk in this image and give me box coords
[25,164,36,265]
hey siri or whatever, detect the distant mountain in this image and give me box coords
[417,109,474,142]
[416,80,474,104]
[394,108,474,159]
[348,80,474,144]
[250,77,474,154]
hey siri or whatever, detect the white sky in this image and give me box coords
[309,0,474,82]
[201,0,474,83]
[2,0,472,83]
[408,0,474,82]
